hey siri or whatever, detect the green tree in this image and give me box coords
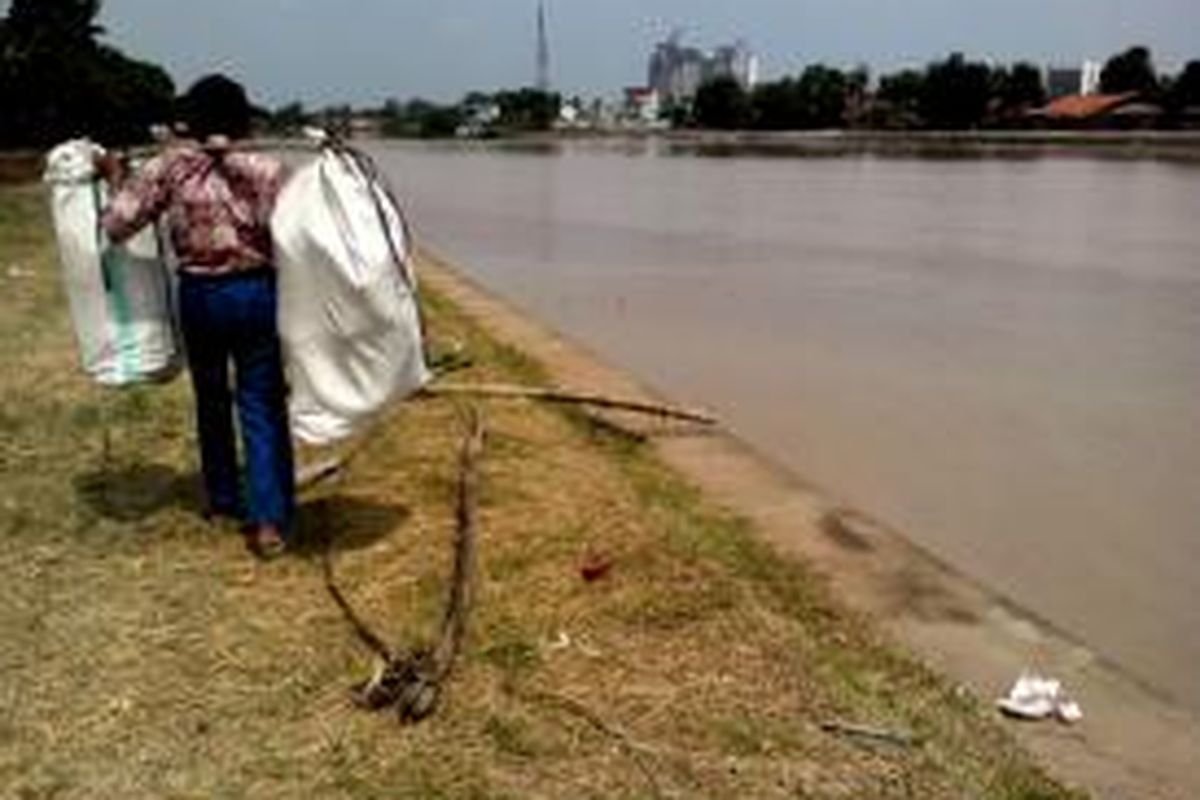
[919,53,993,129]
[750,77,804,130]
[693,76,751,130]
[999,62,1047,109]
[417,106,463,138]
[461,91,493,110]
[269,101,309,134]
[493,88,561,131]
[844,65,870,127]
[6,0,102,42]
[378,98,463,139]
[0,0,174,147]
[87,46,174,142]
[1167,60,1200,109]
[795,64,848,128]
[875,69,925,128]
[1100,46,1159,95]
[749,66,850,130]
[661,98,692,128]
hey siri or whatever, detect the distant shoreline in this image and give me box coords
[483,128,1200,163]
[6,129,1200,177]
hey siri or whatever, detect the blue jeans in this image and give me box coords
[178,269,294,532]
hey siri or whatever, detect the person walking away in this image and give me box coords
[97,74,294,559]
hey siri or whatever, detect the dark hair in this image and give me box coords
[181,74,252,140]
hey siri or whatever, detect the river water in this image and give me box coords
[371,140,1200,712]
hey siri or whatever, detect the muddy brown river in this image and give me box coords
[372,140,1200,713]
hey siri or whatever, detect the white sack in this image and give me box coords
[44,139,181,386]
[272,146,430,446]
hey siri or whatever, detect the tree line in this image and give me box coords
[692,46,1200,131]
[0,0,175,148]
[264,89,564,139]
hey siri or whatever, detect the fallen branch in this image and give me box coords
[422,382,718,426]
[322,406,486,724]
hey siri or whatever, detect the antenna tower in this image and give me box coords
[536,1,551,91]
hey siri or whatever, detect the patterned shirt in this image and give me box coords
[102,143,287,274]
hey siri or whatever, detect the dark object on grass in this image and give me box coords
[322,406,485,723]
[580,553,614,583]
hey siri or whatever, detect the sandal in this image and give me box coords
[247,524,287,561]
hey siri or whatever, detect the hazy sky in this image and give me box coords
[60,1,1200,107]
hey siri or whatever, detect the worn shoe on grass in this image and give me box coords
[246,525,287,561]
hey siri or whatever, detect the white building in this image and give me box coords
[623,87,662,125]
[1046,60,1103,99]
[1081,60,1102,95]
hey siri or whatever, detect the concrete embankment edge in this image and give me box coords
[417,250,1200,800]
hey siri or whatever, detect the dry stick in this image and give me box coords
[423,382,718,427]
[300,376,714,492]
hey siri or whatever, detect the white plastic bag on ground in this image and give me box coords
[44,139,181,386]
[997,671,1083,724]
[272,143,430,446]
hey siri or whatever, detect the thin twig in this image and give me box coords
[423,382,718,426]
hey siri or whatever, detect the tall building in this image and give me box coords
[708,41,759,88]
[648,31,705,102]
[648,32,757,104]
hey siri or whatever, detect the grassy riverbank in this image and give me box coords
[0,183,1083,798]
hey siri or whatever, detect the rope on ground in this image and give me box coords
[321,405,486,724]
[422,382,718,426]
[320,537,392,662]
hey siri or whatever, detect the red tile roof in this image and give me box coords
[1038,93,1140,119]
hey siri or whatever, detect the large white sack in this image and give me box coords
[44,140,181,387]
[272,146,430,446]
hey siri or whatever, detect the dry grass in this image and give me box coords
[0,183,1084,799]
